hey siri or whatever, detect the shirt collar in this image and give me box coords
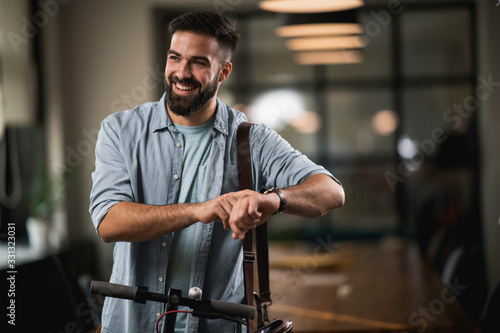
[212,98,229,136]
[152,93,228,136]
[151,93,172,133]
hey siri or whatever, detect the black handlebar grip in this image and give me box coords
[210,300,255,319]
[90,281,138,301]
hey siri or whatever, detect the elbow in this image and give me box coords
[98,227,114,243]
[312,181,345,217]
[100,234,114,244]
[96,205,124,243]
[335,186,345,208]
[97,219,118,243]
[323,184,345,214]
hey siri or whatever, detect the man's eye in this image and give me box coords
[169,56,180,61]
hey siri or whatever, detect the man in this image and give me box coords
[90,10,344,333]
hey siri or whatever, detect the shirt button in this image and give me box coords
[162,242,167,247]
[176,143,181,148]
[173,174,179,180]
[159,277,164,282]
[156,313,161,318]
[223,129,227,133]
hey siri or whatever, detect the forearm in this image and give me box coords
[96,174,343,242]
[280,173,345,218]
[98,201,199,243]
[97,190,252,242]
[228,174,344,240]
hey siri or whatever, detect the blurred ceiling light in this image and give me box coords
[260,0,364,13]
[397,135,419,160]
[249,89,304,131]
[286,35,366,51]
[276,23,362,37]
[289,110,321,133]
[294,50,363,65]
[372,109,399,136]
[276,10,361,37]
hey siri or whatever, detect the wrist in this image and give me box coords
[185,202,202,223]
[263,187,286,214]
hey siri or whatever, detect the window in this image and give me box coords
[154,1,479,243]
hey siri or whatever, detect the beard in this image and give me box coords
[165,72,219,118]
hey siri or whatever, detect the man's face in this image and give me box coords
[164,31,225,117]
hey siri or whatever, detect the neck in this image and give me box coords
[167,97,217,127]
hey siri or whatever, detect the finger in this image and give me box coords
[228,196,246,221]
[220,210,231,230]
[216,201,233,230]
[224,191,251,208]
[210,204,229,226]
[231,199,258,228]
[232,218,260,240]
[232,217,261,239]
[246,197,263,220]
[231,224,246,240]
[228,194,262,238]
[229,207,253,238]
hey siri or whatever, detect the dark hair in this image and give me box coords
[169,11,240,63]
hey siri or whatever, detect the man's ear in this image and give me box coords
[219,62,232,82]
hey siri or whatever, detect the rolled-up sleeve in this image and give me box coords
[89,116,134,235]
[251,123,341,189]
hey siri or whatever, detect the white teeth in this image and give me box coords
[176,83,195,91]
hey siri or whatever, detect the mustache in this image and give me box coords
[168,75,201,88]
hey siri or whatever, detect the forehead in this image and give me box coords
[169,31,222,61]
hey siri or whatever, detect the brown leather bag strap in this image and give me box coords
[255,223,271,303]
[237,121,253,192]
[237,122,255,332]
[237,122,273,306]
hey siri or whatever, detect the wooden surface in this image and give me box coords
[264,239,480,333]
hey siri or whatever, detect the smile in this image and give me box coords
[175,83,197,91]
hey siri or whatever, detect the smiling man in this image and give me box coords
[164,32,224,121]
[90,11,344,333]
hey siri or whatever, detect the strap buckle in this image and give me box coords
[243,251,256,263]
[254,293,273,327]
[262,300,272,323]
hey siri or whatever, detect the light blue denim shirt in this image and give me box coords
[89,93,337,332]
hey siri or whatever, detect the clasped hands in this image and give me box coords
[196,189,280,240]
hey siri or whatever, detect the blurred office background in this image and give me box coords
[1,0,499,331]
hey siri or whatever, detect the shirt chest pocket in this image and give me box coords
[222,164,239,194]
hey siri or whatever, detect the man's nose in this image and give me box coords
[176,61,192,80]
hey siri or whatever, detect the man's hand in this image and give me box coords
[228,190,280,239]
[195,190,280,240]
[194,174,344,240]
[99,189,279,243]
[194,190,251,226]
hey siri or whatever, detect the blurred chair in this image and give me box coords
[78,272,103,329]
[481,281,500,333]
[440,244,488,321]
[0,241,101,332]
[441,245,465,283]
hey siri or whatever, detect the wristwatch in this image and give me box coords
[263,187,286,215]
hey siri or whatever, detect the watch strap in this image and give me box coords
[263,187,286,214]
